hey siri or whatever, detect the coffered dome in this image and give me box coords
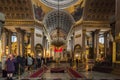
[40,0,78,9]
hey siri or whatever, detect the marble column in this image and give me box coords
[72,33,75,60]
[0,13,5,40]
[30,28,35,56]
[104,32,109,58]
[42,36,46,57]
[94,29,100,60]
[82,29,86,61]
[71,36,74,58]
[8,30,12,54]
[0,13,5,61]
[2,28,7,55]
[90,31,95,59]
[20,30,25,56]
[16,28,21,56]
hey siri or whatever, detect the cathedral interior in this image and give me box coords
[0,0,120,80]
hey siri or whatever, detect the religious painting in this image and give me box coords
[33,5,45,21]
[71,4,83,21]
[116,41,120,61]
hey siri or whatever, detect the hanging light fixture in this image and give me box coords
[51,0,65,47]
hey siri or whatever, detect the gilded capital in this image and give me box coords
[30,28,34,33]
[83,29,86,34]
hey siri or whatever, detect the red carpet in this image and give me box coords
[50,67,65,73]
[67,67,82,78]
[29,66,48,78]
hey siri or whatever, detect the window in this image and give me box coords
[99,37,104,44]
[11,36,17,42]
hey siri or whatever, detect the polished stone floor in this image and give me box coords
[0,63,120,80]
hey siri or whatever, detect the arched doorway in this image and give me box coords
[74,44,82,60]
[35,44,43,57]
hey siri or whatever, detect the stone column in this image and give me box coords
[71,36,74,58]
[30,28,35,56]
[104,32,108,58]
[16,28,21,55]
[90,31,95,59]
[20,30,25,56]
[42,36,46,57]
[8,30,12,54]
[45,38,48,57]
[0,13,5,39]
[0,13,5,61]
[72,33,75,60]
[94,29,100,60]
[82,29,86,61]
[2,28,7,55]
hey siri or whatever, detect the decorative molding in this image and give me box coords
[36,33,42,37]
[75,34,81,38]
[4,20,44,27]
[74,21,110,28]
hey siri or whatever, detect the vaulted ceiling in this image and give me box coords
[40,0,79,9]
[43,10,75,35]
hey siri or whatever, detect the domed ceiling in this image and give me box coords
[40,0,78,9]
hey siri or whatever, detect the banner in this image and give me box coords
[54,47,63,53]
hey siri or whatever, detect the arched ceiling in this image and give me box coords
[43,10,75,47]
[40,0,79,9]
[43,10,75,35]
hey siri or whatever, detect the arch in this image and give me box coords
[74,44,82,59]
[35,44,43,57]
[74,44,82,52]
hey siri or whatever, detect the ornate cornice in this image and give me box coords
[74,21,110,28]
[4,19,44,27]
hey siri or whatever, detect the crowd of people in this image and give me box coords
[1,54,45,80]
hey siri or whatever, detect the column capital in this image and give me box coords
[95,29,100,33]
[16,28,25,34]
[83,29,86,33]
[104,31,108,34]
[3,28,8,33]
[8,30,13,34]
[15,28,21,32]
[30,28,35,33]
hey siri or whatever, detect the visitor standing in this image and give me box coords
[6,54,16,80]
[37,56,41,68]
[76,59,79,68]
[27,54,33,71]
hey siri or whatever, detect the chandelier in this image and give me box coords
[51,0,65,47]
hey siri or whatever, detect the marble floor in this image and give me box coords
[80,71,120,79]
[0,63,120,80]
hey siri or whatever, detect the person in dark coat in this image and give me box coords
[36,56,41,68]
[76,59,79,68]
[6,54,16,80]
